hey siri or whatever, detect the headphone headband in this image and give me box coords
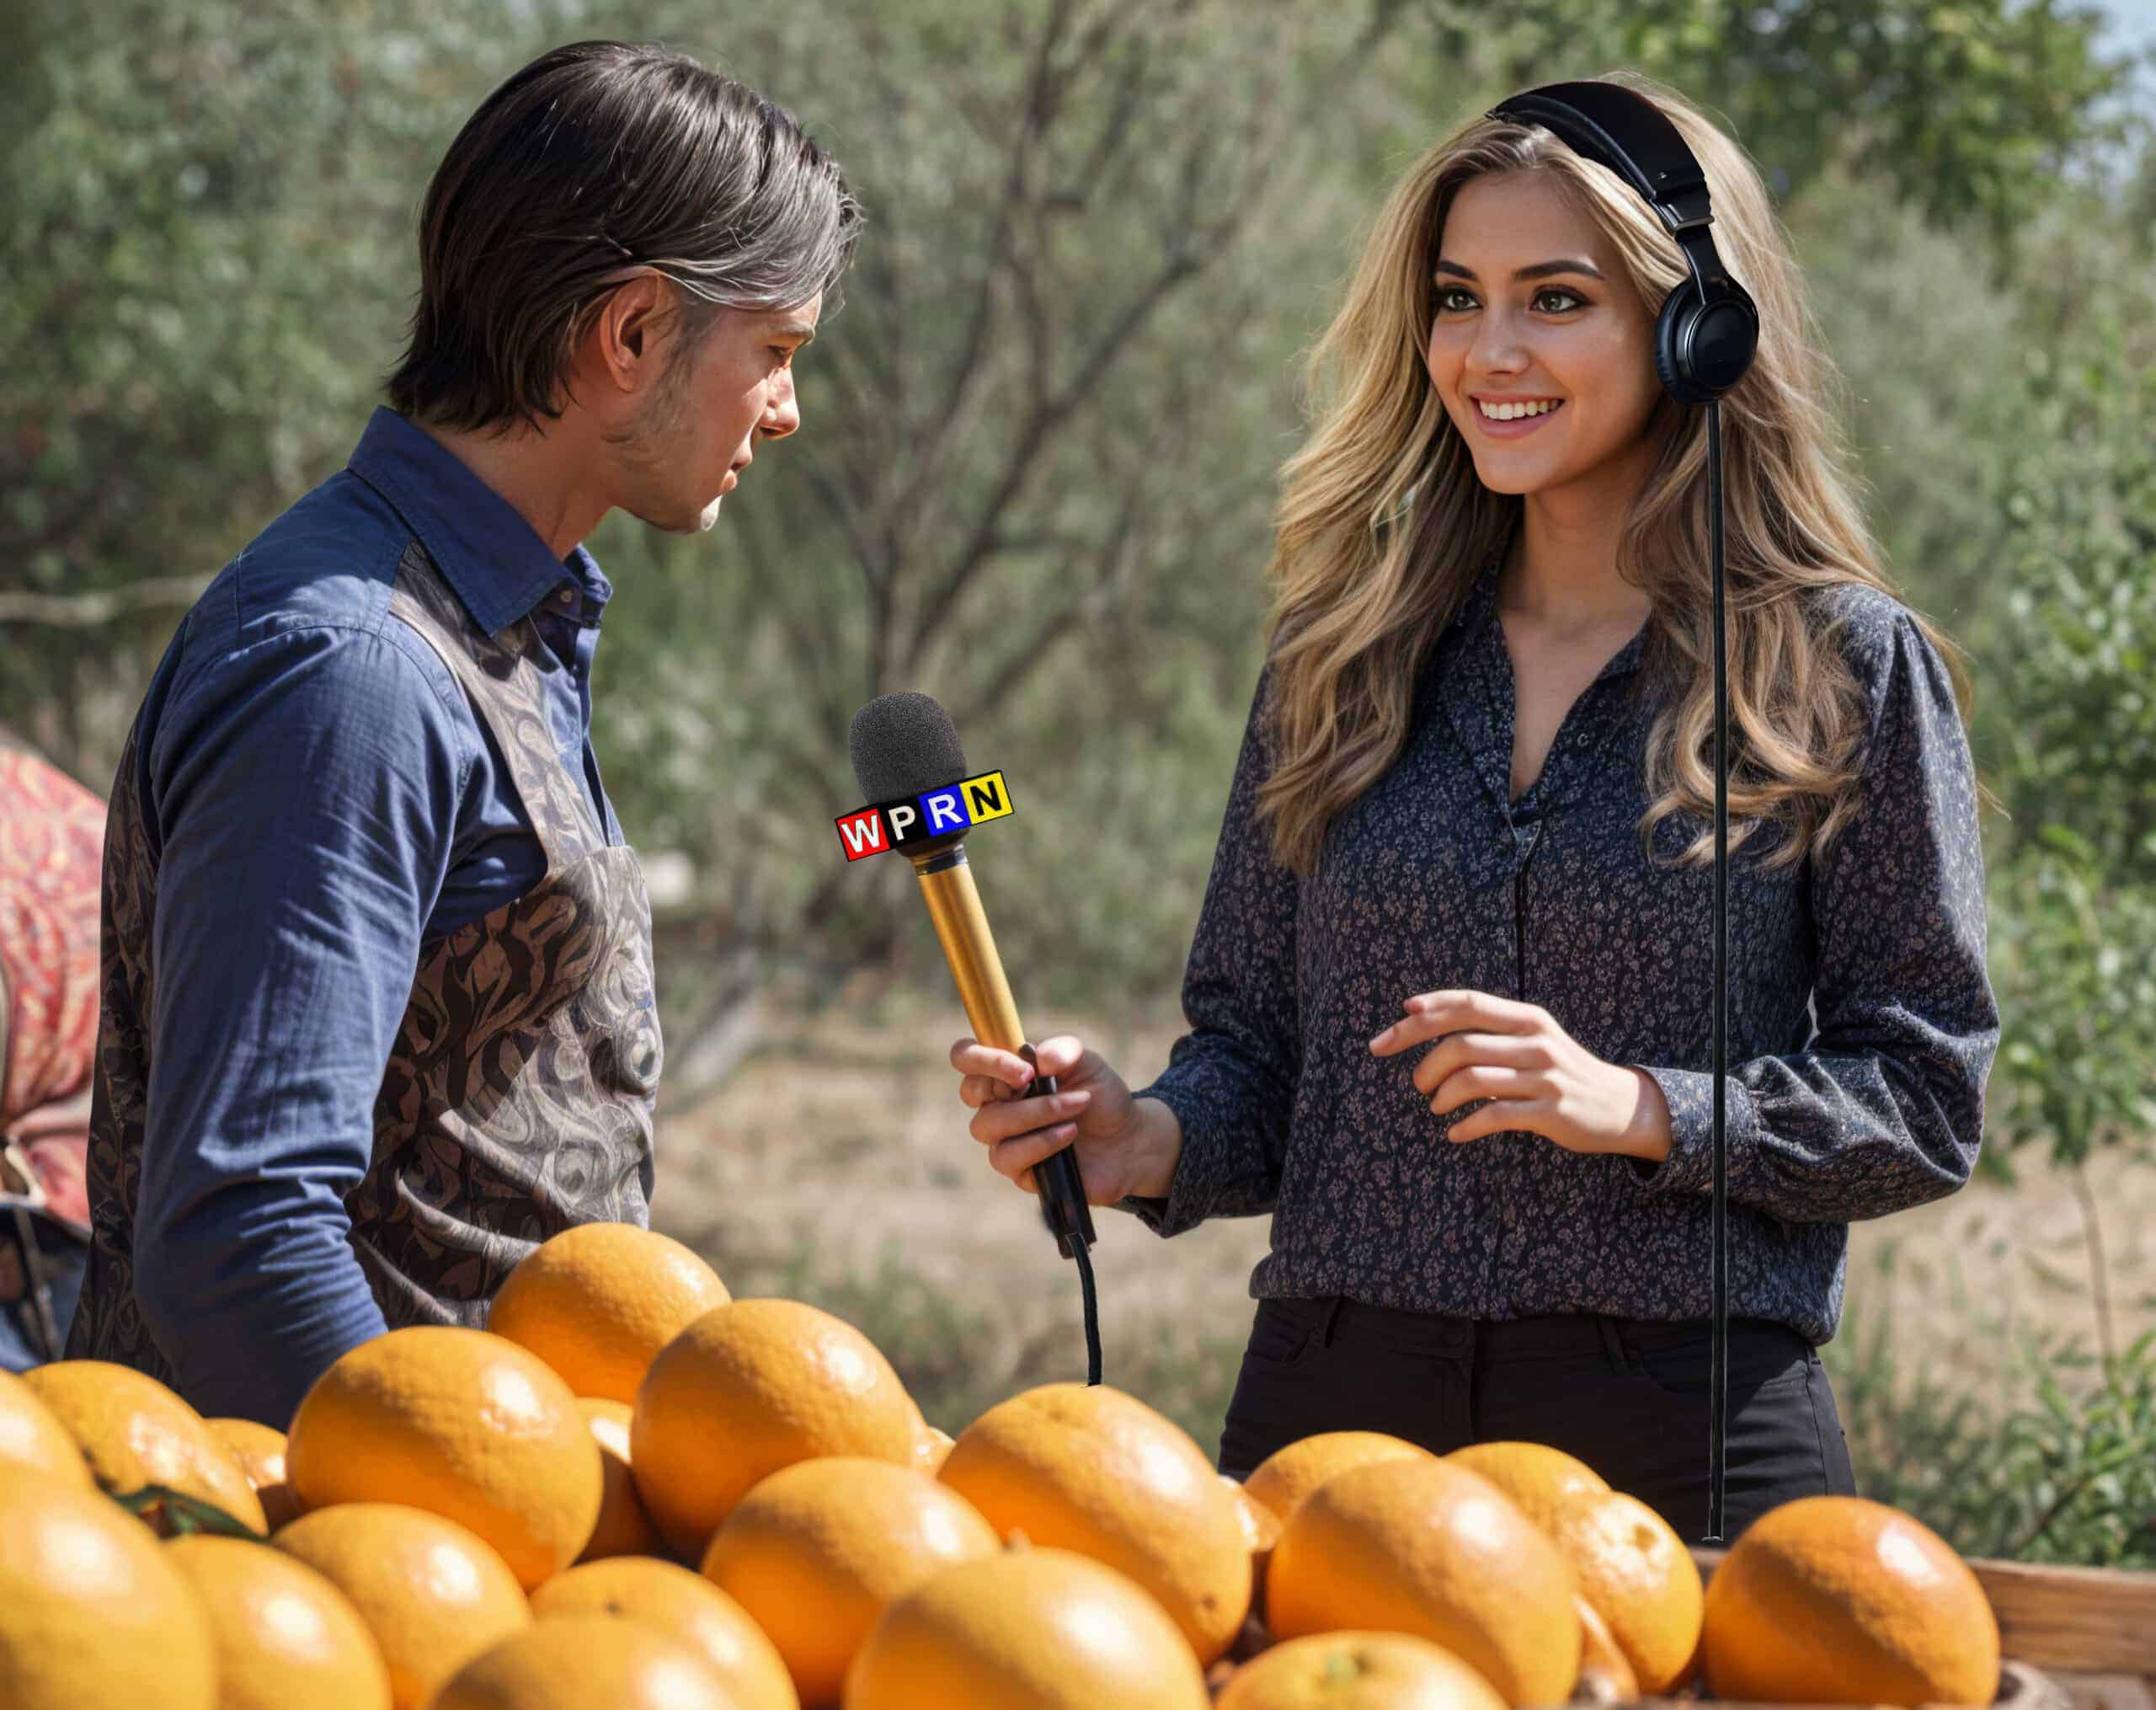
[1488,81,1710,234]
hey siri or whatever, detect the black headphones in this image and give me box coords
[1487,79,1758,406]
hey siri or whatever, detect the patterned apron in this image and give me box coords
[69,542,661,1374]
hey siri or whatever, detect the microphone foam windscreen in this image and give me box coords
[850,692,969,804]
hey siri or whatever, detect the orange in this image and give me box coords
[428,1612,735,1709]
[270,1500,531,1710]
[702,1455,1000,1705]
[0,1368,91,1488]
[843,1542,1211,1710]
[22,1359,266,1534]
[1214,1630,1508,1709]
[1572,1594,1640,1701]
[166,1531,392,1710]
[574,1398,664,1561]
[937,1381,1251,1665]
[286,1326,601,1589]
[1702,1494,2000,1705]
[1441,1440,1609,1536]
[630,1298,919,1557]
[1222,1474,1283,1616]
[209,1416,303,1531]
[531,1556,798,1709]
[0,1463,217,1709]
[914,1422,956,1473]
[1223,1474,1283,1555]
[1266,1456,1579,1707]
[901,1392,956,1472]
[487,1222,730,1404]
[1243,1431,1437,1529]
[1540,1488,1701,1695]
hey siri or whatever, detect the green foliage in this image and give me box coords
[1830,1263,2156,1567]
[1973,283,2156,1178]
[1990,847,2156,1173]
[1401,0,2132,256]
[1989,314,2156,879]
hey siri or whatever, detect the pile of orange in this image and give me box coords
[0,1226,2005,1709]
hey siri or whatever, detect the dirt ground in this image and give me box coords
[650,980,2156,1415]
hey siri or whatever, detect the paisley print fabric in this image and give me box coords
[69,542,659,1374]
[353,546,659,1326]
[1119,532,1998,1349]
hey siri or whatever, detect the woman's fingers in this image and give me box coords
[969,1086,1093,1147]
[1029,1034,1086,1080]
[954,1033,1097,1193]
[949,1035,1039,1093]
[1371,991,1545,1054]
[1409,1031,1551,1098]
[1428,1062,1534,1115]
[990,1122,1080,1189]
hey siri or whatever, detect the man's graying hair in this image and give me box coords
[386,40,862,433]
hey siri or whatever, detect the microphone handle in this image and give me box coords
[911,845,1098,1258]
[1018,1045,1095,1257]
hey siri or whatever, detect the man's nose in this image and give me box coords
[761,370,801,439]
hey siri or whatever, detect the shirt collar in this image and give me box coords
[348,407,605,637]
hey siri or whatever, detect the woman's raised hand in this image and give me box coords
[947,1034,1171,1205]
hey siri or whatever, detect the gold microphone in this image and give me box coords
[847,694,1099,1264]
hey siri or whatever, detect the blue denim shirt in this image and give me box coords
[1119,551,1998,1349]
[100,408,621,1421]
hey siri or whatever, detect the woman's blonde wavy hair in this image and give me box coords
[1255,67,1969,877]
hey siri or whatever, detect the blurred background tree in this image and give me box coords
[2,0,2150,1106]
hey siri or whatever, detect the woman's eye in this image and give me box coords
[1434,286,1586,313]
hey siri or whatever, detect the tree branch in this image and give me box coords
[899,243,1206,676]
[881,0,1078,576]
[0,575,211,627]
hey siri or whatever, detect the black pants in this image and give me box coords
[1218,1296,1857,1543]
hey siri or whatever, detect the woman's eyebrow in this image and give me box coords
[1434,258,1607,282]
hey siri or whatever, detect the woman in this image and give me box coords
[946,71,1996,1541]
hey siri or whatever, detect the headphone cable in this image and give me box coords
[1707,397,1730,1544]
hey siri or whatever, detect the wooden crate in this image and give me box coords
[1206,1547,2156,1707]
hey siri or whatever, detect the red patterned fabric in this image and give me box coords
[0,744,107,1230]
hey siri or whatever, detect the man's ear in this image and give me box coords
[594,273,668,391]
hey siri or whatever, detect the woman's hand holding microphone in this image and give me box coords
[947,1034,1183,1205]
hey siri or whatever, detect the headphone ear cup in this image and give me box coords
[1655,286,1713,406]
[1656,281,1760,406]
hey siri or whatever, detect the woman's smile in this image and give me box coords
[1469,394,1566,440]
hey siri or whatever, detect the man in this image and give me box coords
[0,736,105,1370]
[67,40,860,1425]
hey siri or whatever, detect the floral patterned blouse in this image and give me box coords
[1118,544,1998,1348]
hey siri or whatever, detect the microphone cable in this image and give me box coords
[1017,1039,1104,1385]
